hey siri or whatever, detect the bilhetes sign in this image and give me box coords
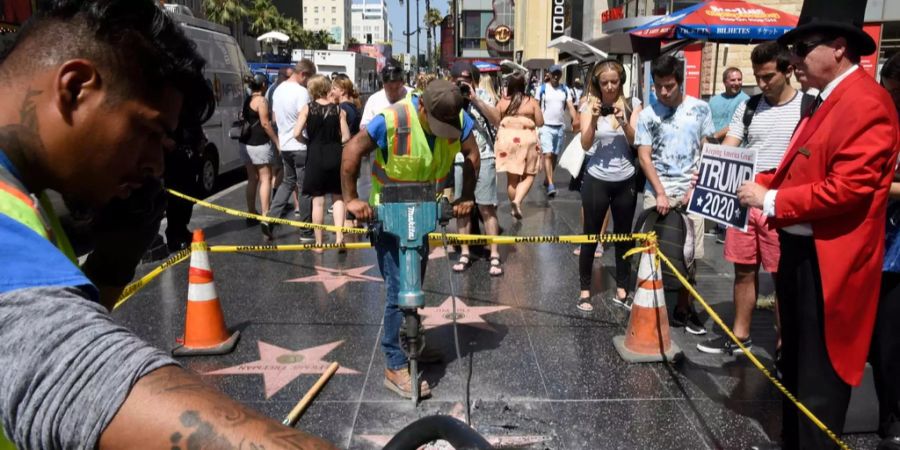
[688,144,757,231]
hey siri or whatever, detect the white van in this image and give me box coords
[164,6,250,195]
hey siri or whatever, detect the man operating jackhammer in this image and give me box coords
[0,1,336,448]
[341,80,480,400]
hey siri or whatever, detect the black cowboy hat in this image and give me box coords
[778,0,876,56]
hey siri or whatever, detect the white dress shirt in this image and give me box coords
[762,65,859,236]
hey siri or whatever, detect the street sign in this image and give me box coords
[688,144,757,231]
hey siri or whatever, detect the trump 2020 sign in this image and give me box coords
[688,144,757,231]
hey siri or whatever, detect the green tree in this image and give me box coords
[425,8,443,71]
[247,0,282,36]
[202,0,247,27]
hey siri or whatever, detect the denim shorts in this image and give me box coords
[454,157,498,206]
[539,125,565,155]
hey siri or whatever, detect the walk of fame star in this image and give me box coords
[359,403,550,448]
[285,265,382,293]
[205,340,359,398]
[419,296,511,331]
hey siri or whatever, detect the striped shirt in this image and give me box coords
[726,91,804,174]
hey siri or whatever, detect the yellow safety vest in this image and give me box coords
[0,166,76,450]
[369,96,462,205]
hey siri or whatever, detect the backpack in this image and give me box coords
[741,92,816,129]
[538,83,576,110]
[632,207,697,290]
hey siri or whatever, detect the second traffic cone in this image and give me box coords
[613,245,682,363]
[173,229,240,356]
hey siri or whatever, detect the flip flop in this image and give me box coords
[489,256,503,276]
[452,255,472,272]
[577,298,594,312]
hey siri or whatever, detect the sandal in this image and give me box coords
[452,254,472,272]
[489,256,503,276]
[511,202,523,219]
[577,297,594,312]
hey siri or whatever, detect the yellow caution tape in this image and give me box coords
[654,248,850,450]
[113,247,191,310]
[166,189,368,234]
[209,242,374,253]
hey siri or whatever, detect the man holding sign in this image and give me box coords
[696,42,811,356]
[636,55,715,335]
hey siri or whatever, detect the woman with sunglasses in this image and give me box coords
[575,59,642,312]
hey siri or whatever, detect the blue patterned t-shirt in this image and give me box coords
[635,95,715,198]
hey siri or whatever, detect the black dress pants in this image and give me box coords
[777,232,851,450]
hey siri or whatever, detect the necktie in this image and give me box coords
[808,95,823,117]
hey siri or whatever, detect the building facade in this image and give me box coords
[445,0,514,63]
[351,0,392,44]
[303,0,353,47]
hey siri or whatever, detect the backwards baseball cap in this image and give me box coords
[381,62,404,82]
[549,64,563,74]
[421,79,464,139]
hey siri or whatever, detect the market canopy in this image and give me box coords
[473,61,500,72]
[257,31,290,42]
[629,0,798,43]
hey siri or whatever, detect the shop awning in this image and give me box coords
[586,33,662,57]
[523,58,555,70]
[546,36,608,63]
[629,0,798,43]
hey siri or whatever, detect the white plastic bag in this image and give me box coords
[559,132,586,178]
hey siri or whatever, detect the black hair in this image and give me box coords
[2,0,214,126]
[881,52,900,83]
[247,73,267,92]
[750,41,792,73]
[381,59,404,82]
[650,54,683,85]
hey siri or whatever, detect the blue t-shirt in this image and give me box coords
[635,95,715,198]
[708,91,749,131]
[366,95,475,151]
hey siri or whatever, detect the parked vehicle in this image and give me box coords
[164,6,250,195]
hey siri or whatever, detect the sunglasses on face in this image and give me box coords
[788,37,833,57]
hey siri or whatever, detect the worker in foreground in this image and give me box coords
[0,1,336,448]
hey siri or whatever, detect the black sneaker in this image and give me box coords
[715,228,726,244]
[672,307,707,335]
[697,335,752,355]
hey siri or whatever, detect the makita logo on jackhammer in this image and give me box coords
[407,206,416,240]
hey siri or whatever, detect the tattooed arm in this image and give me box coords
[100,366,337,450]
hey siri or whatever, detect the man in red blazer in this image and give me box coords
[737,0,900,448]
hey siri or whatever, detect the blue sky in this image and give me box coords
[353,0,447,56]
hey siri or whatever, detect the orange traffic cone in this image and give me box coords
[172,229,240,356]
[613,245,682,362]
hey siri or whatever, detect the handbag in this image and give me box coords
[559,132,586,178]
[228,118,259,143]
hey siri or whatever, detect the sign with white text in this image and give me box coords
[688,144,757,231]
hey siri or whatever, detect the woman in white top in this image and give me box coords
[576,59,642,312]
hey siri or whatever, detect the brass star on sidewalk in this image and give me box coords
[419,296,511,331]
[285,265,382,293]
[205,340,359,399]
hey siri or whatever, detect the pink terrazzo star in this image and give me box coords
[419,296,511,331]
[205,340,359,398]
[359,403,550,448]
[285,265,382,293]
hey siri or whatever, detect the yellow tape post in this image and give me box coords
[653,247,850,450]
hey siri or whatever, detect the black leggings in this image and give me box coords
[579,174,637,291]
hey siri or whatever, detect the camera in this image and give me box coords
[600,105,615,116]
[457,81,471,97]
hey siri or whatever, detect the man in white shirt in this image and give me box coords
[535,64,578,197]
[360,62,409,128]
[264,59,316,241]
[697,41,809,356]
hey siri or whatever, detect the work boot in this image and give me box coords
[384,367,432,399]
